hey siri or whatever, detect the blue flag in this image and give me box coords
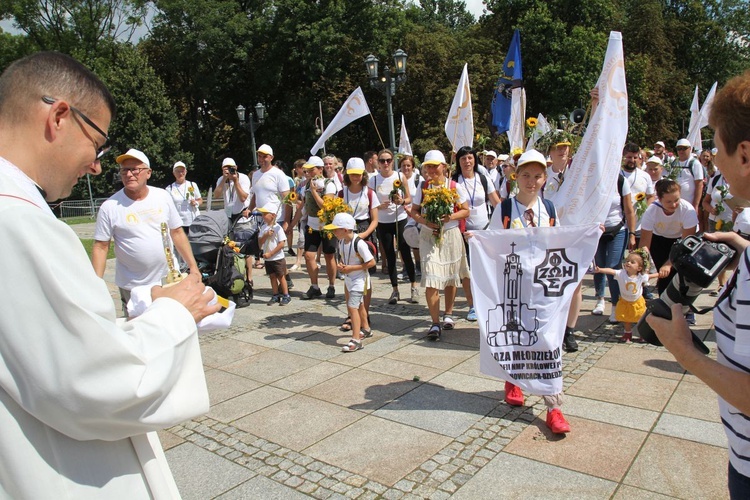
[490,29,523,135]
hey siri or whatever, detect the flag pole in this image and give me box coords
[369,114,387,150]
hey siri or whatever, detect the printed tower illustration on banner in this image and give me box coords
[487,242,538,347]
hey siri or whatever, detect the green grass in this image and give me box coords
[80,239,115,259]
[63,216,97,225]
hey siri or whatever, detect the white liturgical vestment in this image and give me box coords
[0,158,208,498]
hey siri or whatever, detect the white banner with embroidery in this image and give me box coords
[469,224,600,395]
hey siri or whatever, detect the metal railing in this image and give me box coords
[57,198,109,219]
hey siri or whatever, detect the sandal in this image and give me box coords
[427,323,441,341]
[340,317,353,331]
[341,338,363,352]
[361,328,373,338]
[253,262,265,269]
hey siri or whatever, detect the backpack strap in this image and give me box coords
[542,198,557,227]
[501,198,512,229]
[710,172,723,189]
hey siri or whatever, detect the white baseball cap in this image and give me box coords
[676,138,692,148]
[323,212,356,231]
[303,156,324,169]
[345,157,365,174]
[173,161,187,170]
[655,141,665,148]
[222,157,237,167]
[485,150,498,158]
[422,150,446,166]
[116,148,150,168]
[516,149,547,170]
[257,144,274,156]
[646,156,663,166]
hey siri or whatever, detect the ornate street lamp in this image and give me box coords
[236,102,266,169]
[364,49,408,152]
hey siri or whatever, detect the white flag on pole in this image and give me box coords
[310,87,371,155]
[444,63,474,152]
[507,87,526,152]
[687,85,701,150]
[470,224,600,395]
[525,113,550,151]
[554,31,628,226]
[398,115,412,156]
[688,81,717,151]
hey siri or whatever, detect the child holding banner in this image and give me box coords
[595,249,659,343]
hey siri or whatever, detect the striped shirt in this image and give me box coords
[715,247,750,477]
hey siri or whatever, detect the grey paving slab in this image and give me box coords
[653,412,728,448]
[563,394,660,431]
[234,394,364,452]
[200,338,268,369]
[166,442,256,500]
[428,370,505,400]
[453,452,617,499]
[385,341,476,370]
[209,385,294,423]
[216,475,312,499]
[665,379,722,422]
[277,332,349,360]
[271,361,353,393]
[373,382,499,438]
[612,484,680,499]
[624,433,728,499]
[204,368,262,406]
[305,415,452,487]
[303,369,419,412]
[359,356,443,382]
[222,349,320,384]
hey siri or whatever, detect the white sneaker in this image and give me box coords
[290,264,299,271]
[609,309,618,324]
[592,298,605,315]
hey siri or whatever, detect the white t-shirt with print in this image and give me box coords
[614,269,649,302]
[166,180,201,226]
[371,171,408,223]
[259,222,287,261]
[640,198,698,239]
[95,186,183,290]
[339,237,374,293]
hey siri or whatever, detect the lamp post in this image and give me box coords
[236,102,266,169]
[364,49,407,152]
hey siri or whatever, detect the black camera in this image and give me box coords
[228,167,237,175]
[636,234,736,354]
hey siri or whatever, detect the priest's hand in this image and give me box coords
[151,273,221,323]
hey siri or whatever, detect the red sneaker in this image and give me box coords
[504,381,524,406]
[546,408,571,434]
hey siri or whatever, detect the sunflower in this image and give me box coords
[635,192,646,202]
[509,173,517,181]
[288,192,297,202]
[393,179,402,189]
[526,117,538,128]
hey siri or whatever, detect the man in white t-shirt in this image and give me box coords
[93,149,199,316]
[214,157,251,222]
[668,138,704,211]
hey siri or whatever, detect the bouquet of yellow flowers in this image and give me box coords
[317,196,352,239]
[634,192,648,219]
[422,182,459,244]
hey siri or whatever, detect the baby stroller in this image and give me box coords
[189,211,262,307]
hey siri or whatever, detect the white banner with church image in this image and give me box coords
[469,224,601,395]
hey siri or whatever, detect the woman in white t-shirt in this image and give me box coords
[371,149,417,304]
[400,155,423,277]
[166,161,201,232]
[640,179,699,294]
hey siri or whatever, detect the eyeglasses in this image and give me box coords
[378,158,393,164]
[119,167,149,176]
[42,96,111,159]
[676,146,689,151]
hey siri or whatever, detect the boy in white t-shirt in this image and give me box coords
[257,204,290,305]
[324,213,375,352]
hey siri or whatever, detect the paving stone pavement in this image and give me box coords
[76,222,730,499]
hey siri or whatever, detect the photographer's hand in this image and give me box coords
[704,231,750,271]
[645,303,694,356]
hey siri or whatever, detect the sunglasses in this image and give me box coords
[676,146,689,151]
[42,96,111,159]
[378,158,393,164]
